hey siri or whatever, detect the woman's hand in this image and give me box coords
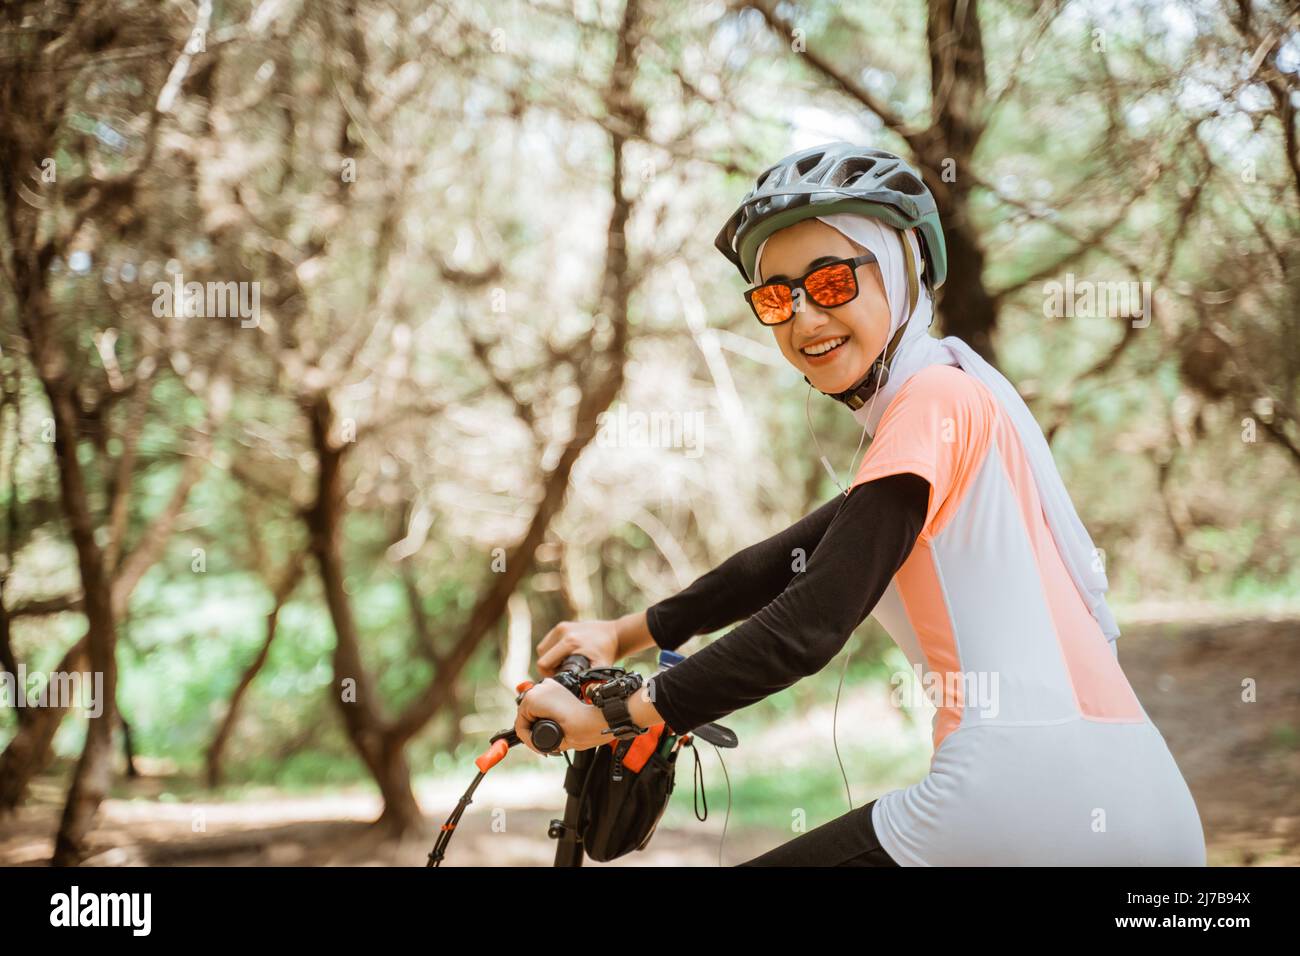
[535,618,621,677]
[513,679,609,755]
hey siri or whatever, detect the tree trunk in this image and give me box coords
[205,553,305,788]
[0,581,24,729]
[444,685,466,754]
[935,210,997,360]
[35,361,119,866]
[305,394,423,835]
[120,714,138,779]
[372,738,424,837]
[289,5,645,833]
[924,0,995,361]
[0,637,86,813]
[51,701,116,865]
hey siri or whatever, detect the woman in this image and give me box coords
[515,143,1207,866]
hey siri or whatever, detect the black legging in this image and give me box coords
[736,799,899,867]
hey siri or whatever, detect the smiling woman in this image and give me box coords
[517,141,1207,867]
[750,223,892,393]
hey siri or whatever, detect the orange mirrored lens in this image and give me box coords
[804,263,856,307]
[750,283,793,325]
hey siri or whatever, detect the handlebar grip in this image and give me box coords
[527,654,590,752]
[475,737,513,773]
[530,718,564,753]
[558,653,590,673]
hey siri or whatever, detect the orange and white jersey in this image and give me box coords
[852,364,1206,866]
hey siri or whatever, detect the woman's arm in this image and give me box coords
[642,472,930,736]
[638,491,851,655]
[549,513,827,668]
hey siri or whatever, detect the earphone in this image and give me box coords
[801,345,898,814]
[804,347,894,498]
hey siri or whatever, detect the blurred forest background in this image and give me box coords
[1,0,1297,867]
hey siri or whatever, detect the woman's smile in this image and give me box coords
[800,333,852,367]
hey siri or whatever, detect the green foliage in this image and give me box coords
[3,0,1298,816]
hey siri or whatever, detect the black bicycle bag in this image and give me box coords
[568,724,684,863]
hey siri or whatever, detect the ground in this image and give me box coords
[1,614,1296,867]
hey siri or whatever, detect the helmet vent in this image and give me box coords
[828,157,877,188]
[883,172,925,196]
[794,152,824,177]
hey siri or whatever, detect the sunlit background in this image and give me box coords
[1,0,1297,866]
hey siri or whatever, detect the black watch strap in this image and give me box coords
[600,695,642,740]
[594,673,645,740]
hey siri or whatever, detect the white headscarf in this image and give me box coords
[756,214,1121,649]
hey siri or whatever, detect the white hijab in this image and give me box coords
[756,213,1121,649]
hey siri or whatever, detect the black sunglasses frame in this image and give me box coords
[743,254,878,326]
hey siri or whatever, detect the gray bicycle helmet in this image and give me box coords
[714,142,948,290]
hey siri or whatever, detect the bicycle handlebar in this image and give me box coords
[525,653,590,753]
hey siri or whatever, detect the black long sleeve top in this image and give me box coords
[644,472,931,735]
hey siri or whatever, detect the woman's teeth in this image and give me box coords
[802,336,847,356]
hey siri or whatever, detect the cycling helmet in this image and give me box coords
[714,142,947,290]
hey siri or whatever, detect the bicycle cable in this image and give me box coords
[712,743,733,867]
[833,639,856,811]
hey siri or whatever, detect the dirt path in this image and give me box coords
[1,615,1295,866]
[1115,615,1299,865]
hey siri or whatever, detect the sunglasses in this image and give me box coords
[743,254,877,326]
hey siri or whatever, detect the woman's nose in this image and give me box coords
[792,299,833,331]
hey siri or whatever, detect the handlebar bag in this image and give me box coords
[569,724,680,863]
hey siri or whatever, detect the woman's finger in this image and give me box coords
[536,621,564,660]
[535,630,574,676]
[536,622,577,676]
[514,703,543,755]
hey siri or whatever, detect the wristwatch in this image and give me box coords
[588,672,646,741]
